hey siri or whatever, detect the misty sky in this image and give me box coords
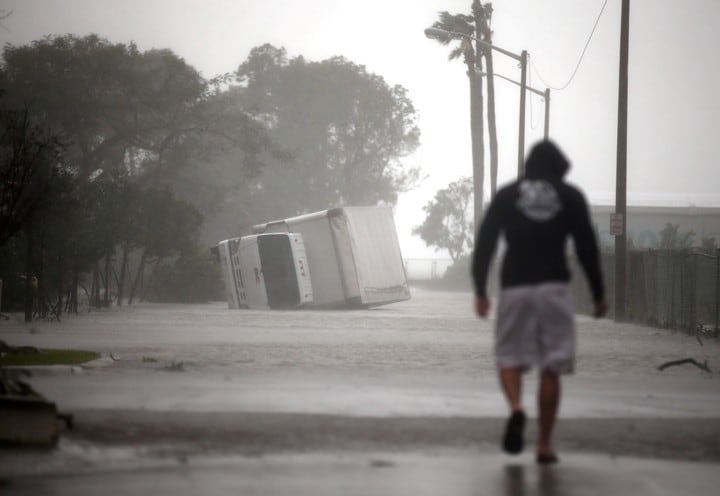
[2,0,719,258]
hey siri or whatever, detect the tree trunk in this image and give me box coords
[103,254,111,307]
[91,264,100,308]
[468,60,485,229]
[55,292,63,319]
[36,230,47,319]
[476,0,499,200]
[68,270,79,313]
[50,245,63,319]
[116,241,130,307]
[128,249,146,305]
[23,227,34,323]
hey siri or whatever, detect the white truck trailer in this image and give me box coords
[218,233,313,309]
[252,206,410,308]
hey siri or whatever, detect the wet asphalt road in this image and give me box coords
[1,287,719,494]
[5,451,720,496]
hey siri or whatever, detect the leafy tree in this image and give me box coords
[428,7,484,226]
[61,176,120,311]
[700,236,717,252]
[1,35,135,181]
[234,44,421,222]
[4,169,124,318]
[0,35,274,188]
[123,49,276,189]
[0,35,278,309]
[22,169,83,318]
[413,177,474,262]
[127,187,205,304]
[143,242,223,303]
[427,2,500,217]
[165,85,285,243]
[0,109,69,321]
[0,109,66,245]
[473,1,499,198]
[659,223,695,250]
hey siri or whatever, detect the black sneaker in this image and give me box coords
[502,410,526,455]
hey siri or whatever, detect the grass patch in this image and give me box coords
[0,349,101,366]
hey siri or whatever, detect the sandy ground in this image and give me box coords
[1,287,719,493]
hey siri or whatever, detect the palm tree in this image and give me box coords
[429,11,485,226]
[474,1,499,199]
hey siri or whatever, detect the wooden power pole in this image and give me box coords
[615,0,630,321]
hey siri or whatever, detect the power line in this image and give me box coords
[530,0,609,91]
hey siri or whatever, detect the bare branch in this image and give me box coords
[0,9,13,32]
[657,358,711,373]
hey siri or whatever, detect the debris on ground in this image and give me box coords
[157,361,186,372]
[657,358,711,373]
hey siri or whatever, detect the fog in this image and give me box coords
[2,288,720,492]
[2,3,720,489]
[3,0,719,258]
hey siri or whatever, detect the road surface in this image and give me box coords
[1,287,719,495]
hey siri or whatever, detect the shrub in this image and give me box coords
[144,246,223,303]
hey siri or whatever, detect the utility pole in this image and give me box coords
[488,71,550,141]
[543,88,551,140]
[615,0,630,321]
[517,50,528,177]
[423,29,539,198]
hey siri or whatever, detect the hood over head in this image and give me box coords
[524,140,570,180]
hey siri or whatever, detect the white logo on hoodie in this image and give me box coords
[516,180,562,221]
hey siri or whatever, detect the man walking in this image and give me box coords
[472,140,607,464]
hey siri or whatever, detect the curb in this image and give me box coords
[2,354,115,376]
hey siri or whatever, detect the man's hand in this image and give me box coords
[593,299,608,318]
[475,296,490,318]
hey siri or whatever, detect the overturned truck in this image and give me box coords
[218,206,410,309]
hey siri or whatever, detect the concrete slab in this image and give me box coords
[0,396,60,445]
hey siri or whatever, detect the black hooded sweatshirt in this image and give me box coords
[472,141,605,302]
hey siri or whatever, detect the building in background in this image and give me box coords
[591,204,720,250]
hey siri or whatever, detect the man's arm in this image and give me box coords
[568,188,607,317]
[472,196,503,316]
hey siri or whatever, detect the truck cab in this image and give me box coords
[218,233,313,309]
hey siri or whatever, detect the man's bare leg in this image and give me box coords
[537,370,560,459]
[499,367,523,412]
[499,367,526,454]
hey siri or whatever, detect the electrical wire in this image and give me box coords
[528,62,544,130]
[530,0,609,91]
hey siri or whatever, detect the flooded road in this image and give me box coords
[1,287,719,494]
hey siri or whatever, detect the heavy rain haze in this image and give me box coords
[2,0,719,258]
[2,2,720,493]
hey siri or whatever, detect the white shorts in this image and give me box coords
[495,282,576,374]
